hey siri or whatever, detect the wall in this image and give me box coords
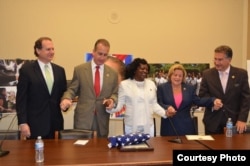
[0,0,249,135]
[0,0,248,80]
[248,0,250,59]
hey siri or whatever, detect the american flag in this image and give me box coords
[108,133,151,148]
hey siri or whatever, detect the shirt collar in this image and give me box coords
[219,66,230,75]
[37,59,52,69]
[91,60,104,70]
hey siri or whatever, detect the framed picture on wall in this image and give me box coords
[0,59,28,114]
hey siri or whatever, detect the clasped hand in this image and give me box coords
[166,106,177,117]
[60,99,72,111]
[213,99,223,110]
[103,98,115,110]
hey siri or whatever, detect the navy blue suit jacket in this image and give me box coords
[157,82,214,136]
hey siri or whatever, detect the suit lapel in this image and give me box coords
[84,62,95,96]
[101,65,112,96]
[33,61,48,92]
[178,84,188,110]
[212,68,224,94]
[50,63,57,94]
[225,66,236,94]
[166,83,177,109]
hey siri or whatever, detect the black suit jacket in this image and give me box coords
[199,66,250,134]
[16,60,67,138]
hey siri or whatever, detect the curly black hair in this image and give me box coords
[125,58,150,79]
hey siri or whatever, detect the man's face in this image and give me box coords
[92,43,109,66]
[36,40,54,63]
[213,52,231,71]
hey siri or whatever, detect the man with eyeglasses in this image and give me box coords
[199,45,250,135]
[60,39,118,138]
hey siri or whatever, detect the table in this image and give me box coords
[197,133,250,150]
[1,134,249,166]
[0,136,207,166]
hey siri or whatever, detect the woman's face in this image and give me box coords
[170,69,183,86]
[134,64,148,81]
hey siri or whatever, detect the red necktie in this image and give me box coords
[94,66,100,96]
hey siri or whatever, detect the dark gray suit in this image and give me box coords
[62,62,118,137]
[16,60,67,139]
[199,66,250,134]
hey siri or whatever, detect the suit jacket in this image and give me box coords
[16,60,67,138]
[157,82,214,136]
[199,66,250,134]
[62,62,118,137]
[107,78,166,135]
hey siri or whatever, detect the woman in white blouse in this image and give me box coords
[106,58,168,137]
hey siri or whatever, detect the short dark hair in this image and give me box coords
[94,39,110,51]
[125,58,150,79]
[214,45,233,59]
[34,37,52,57]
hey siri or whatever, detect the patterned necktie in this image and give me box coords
[220,71,227,93]
[94,66,100,96]
[44,64,53,94]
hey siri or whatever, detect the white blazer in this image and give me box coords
[107,78,166,134]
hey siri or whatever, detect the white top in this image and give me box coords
[107,78,166,134]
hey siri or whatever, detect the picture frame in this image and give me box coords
[119,141,154,152]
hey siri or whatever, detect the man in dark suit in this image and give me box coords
[16,37,67,139]
[199,45,250,134]
[60,39,118,138]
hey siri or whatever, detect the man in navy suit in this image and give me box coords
[199,45,250,134]
[16,37,67,139]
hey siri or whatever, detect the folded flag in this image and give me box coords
[108,133,151,148]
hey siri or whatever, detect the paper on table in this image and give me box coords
[74,140,89,145]
[186,135,214,140]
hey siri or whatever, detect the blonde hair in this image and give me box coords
[167,64,187,83]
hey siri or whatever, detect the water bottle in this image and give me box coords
[35,136,44,162]
[226,118,233,137]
